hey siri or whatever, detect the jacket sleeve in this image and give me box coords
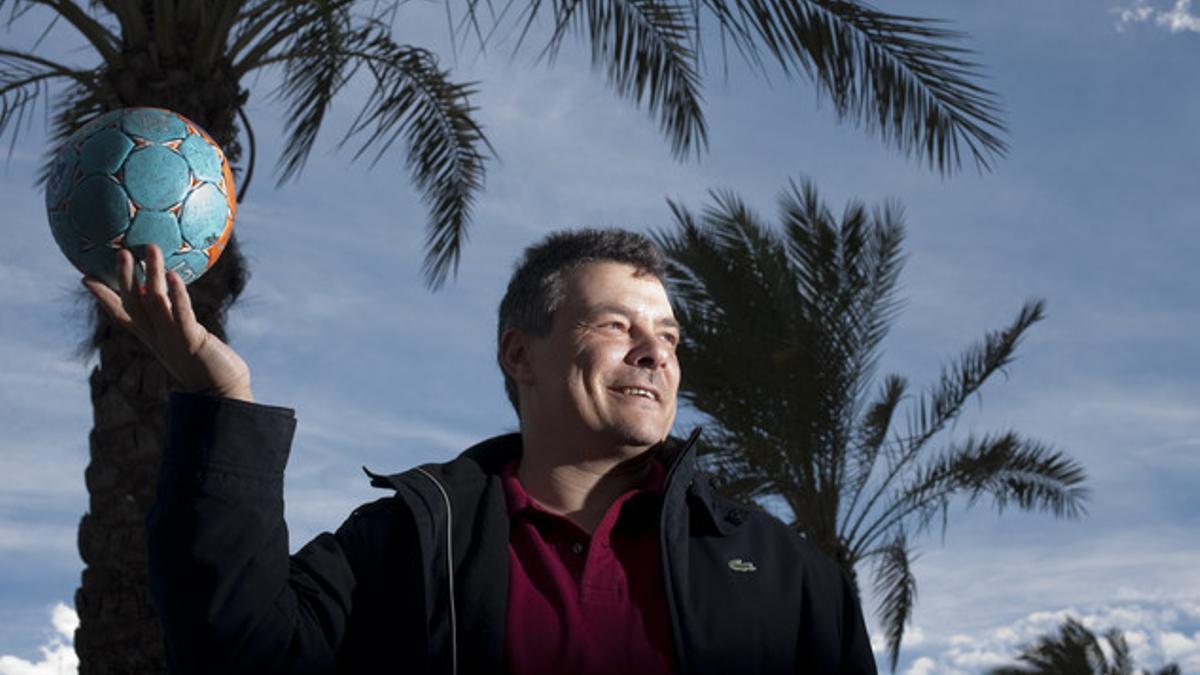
[146,392,359,674]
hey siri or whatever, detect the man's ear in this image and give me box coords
[498,328,536,385]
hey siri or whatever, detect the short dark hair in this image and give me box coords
[497,228,669,414]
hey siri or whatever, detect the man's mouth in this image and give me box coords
[610,385,660,402]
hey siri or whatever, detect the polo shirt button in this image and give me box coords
[571,542,584,555]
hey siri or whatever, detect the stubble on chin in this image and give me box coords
[604,417,671,451]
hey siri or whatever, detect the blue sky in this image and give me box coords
[2,1,1199,673]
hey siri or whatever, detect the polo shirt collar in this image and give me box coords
[500,456,667,519]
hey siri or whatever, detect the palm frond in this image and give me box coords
[852,200,906,357]
[247,10,490,289]
[659,180,1083,667]
[845,298,1046,545]
[700,0,1006,172]
[229,1,306,61]
[956,433,1088,518]
[655,198,821,509]
[657,191,798,373]
[0,49,92,159]
[468,0,1006,171]
[195,0,244,71]
[988,618,1182,675]
[855,432,1087,556]
[657,204,799,436]
[233,0,358,78]
[234,104,256,202]
[107,0,150,49]
[869,531,917,671]
[340,36,490,289]
[777,180,904,508]
[4,51,114,250]
[151,0,179,63]
[1104,628,1135,675]
[1,0,37,26]
[30,0,122,65]
[498,0,709,157]
[779,180,903,399]
[840,373,905,531]
[438,0,484,55]
[905,299,1044,454]
[656,199,717,322]
[552,0,707,158]
[991,618,1106,674]
[266,3,357,183]
[664,184,932,549]
[658,179,1093,668]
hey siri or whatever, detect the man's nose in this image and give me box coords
[629,330,671,370]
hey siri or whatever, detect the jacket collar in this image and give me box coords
[365,425,738,535]
[369,427,702,481]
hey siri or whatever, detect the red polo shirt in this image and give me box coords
[502,459,676,675]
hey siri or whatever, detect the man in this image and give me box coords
[84,229,877,674]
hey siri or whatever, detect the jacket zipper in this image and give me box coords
[413,467,458,675]
[660,427,704,674]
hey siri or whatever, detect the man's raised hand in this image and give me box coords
[82,244,254,402]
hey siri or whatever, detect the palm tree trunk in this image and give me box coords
[75,323,170,673]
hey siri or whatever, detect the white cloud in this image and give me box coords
[1161,631,1200,671]
[0,603,78,675]
[49,605,77,640]
[1158,0,1200,30]
[1118,0,1158,29]
[870,632,886,654]
[990,626,1018,643]
[903,656,937,675]
[898,594,1200,674]
[942,640,1010,671]
[1116,0,1200,32]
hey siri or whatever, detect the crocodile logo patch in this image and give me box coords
[728,558,757,573]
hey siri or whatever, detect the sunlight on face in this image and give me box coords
[524,261,681,451]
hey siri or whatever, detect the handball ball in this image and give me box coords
[45,107,236,287]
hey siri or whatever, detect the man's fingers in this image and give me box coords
[115,249,153,336]
[142,245,178,337]
[82,277,135,326]
[117,247,136,295]
[83,275,155,347]
[146,244,169,299]
[166,269,198,328]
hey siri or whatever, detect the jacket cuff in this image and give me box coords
[163,391,297,478]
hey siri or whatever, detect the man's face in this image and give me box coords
[520,261,681,451]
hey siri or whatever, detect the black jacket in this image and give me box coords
[148,393,877,674]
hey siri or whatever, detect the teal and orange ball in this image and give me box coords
[45,107,236,287]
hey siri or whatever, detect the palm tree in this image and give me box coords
[3,1,1008,671]
[653,180,1089,671]
[988,617,1181,675]
[5,2,489,670]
